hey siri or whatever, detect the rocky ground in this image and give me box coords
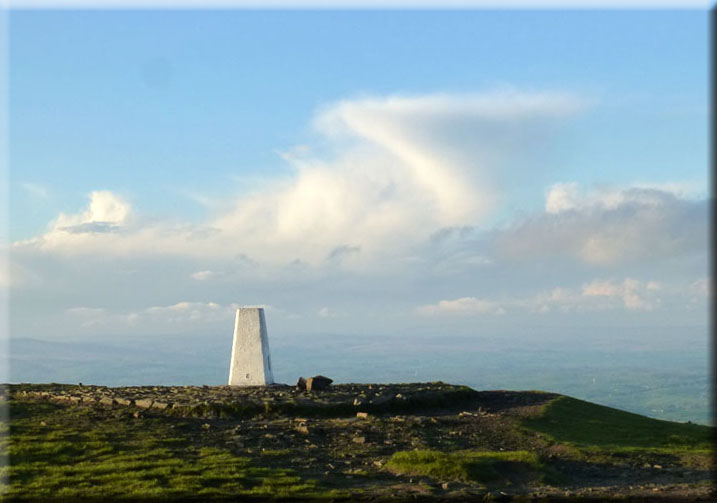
[2,382,714,501]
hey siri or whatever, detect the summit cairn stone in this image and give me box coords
[306,375,333,391]
[228,307,275,386]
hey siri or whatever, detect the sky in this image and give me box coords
[5,10,710,390]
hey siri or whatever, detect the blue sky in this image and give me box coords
[10,10,708,239]
[6,9,709,362]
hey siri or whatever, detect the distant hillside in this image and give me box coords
[2,382,714,501]
[7,328,710,425]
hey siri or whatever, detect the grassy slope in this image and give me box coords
[385,395,714,487]
[521,395,713,450]
[384,450,564,486]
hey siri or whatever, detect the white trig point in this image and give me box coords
[228,307,275,386]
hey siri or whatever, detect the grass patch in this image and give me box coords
[522,396,713,450]
[260,448,292,457]
[4,400,319,499]
[385,449,559,485]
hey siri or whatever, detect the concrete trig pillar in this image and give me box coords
[228,307,274,386]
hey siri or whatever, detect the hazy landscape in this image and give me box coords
[7,323,709,425]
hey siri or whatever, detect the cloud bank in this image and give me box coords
[8,90,709,336]
[496,185,708,266]
[416,276,691,317]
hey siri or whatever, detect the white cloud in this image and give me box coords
[63,301,241,330]
[545,182,579,214]
[691,277,710,297]
[317,306,342,318]
[54,300,288,334]
[581,278,659,311]
[10,91,707,339]
[420,277,665,317]
[144,301,228,323]
[191,270,218,281]
[416,297,506,316]
[630,181,707,200]
[15,90,585,267]
[313,91,584,226]
[544,183,692,214]
[500,184,707,265]
[15,191,134,253]
[56,190,131,229]
[21,182,49,199]
[527,278,664,312]
[646,281,662,292]
[687,277,711,306]
[581,279,621,297]
[66,307,108,316]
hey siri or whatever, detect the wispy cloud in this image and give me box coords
[317,306,342,318]
[190,270,219,281]
[64,301,246,331]
[416,297,506,316]
[21,182,49,199]
[417,277,674,317]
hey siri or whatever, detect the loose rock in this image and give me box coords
[135,399,153,409]
[306,375,333,391]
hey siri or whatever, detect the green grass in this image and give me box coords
[521,396,713,450]
[385,449,560,485]
[5,388,715,499]
[2,400,320,500]
[259,448,292,457]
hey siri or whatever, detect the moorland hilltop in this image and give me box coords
[2,381,714,501]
